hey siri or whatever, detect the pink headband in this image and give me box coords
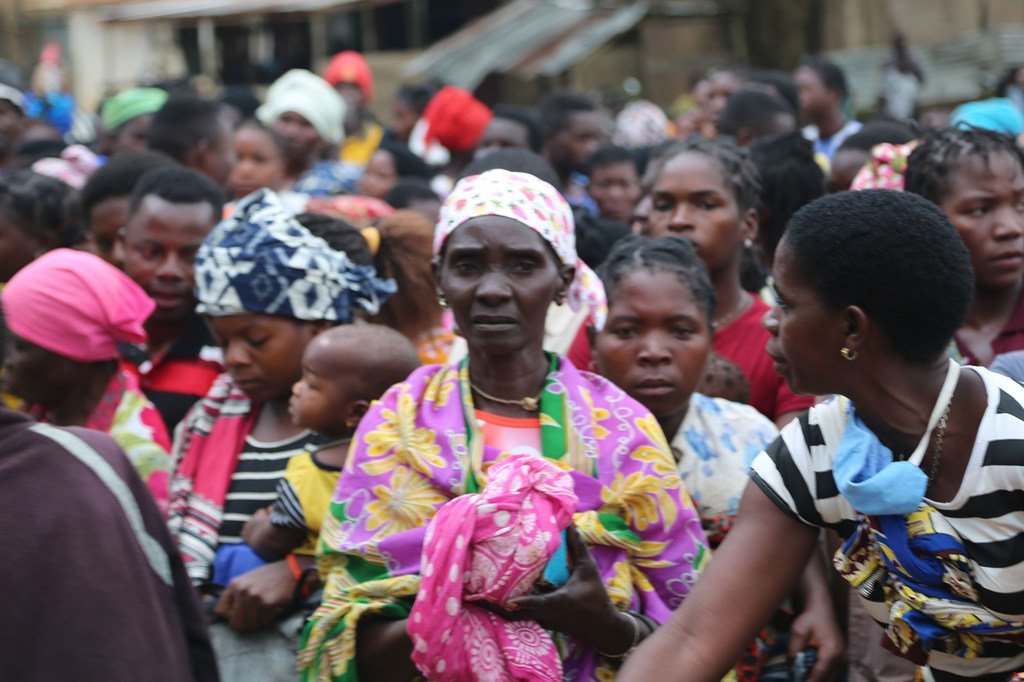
[2,249,154,362]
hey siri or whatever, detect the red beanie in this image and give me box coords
[421,86,493,153]
[324,51,374,103]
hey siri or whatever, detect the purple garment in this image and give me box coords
[0,408,217,681]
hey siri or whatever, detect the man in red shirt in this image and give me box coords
[120,166,225,432]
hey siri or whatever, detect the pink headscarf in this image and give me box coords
[435,169,609,329]
[408,452,578,681]
[850,140,918,191]
[2,249,154,362]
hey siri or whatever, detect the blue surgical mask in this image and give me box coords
[833,413,928,516]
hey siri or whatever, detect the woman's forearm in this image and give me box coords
[356,617,418,681]
[619,484,818,681]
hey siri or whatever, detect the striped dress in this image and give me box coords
[751,366,1024,676]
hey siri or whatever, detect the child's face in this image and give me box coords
[289,338,351,436]
[227,126,286,200]
[589,161,641,224]
[207,314,320,403]
[357,150,397,200]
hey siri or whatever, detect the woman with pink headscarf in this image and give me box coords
[1,248,172,508]
[300,170,708,681]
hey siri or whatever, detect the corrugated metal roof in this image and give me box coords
[98,0,372,21]
[403,0,649,90]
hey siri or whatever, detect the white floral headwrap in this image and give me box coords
[433,169,607,328]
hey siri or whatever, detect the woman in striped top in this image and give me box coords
[621,189,1024,682]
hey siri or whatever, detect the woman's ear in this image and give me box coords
[556,264,575,305]
[843,305,870,354]
[741,207,759,244]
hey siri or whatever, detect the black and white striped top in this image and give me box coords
[217,430,324,545]
[750,366,1024,676]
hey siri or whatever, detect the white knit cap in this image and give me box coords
[256,69,346,146]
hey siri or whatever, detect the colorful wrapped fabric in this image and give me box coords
[298,355,709,680]
[305,194,395,228]
[323,51,374,103]
[100,87,167,131]
[435,169,609,329]
[257,69,346,146]
[411,85,492,154]
[408,452,577,681]
[84,364,173,511]
[850,141,918,191]
[950,98,1024,137]
[194,188,394,322]
[613,100,669,148]
[293,160,362,198]
[835,507,1024,666]
[31,144,101,189]
[2,248,153,362]
[167,373,255,583]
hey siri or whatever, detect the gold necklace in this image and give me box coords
[470,383,542,412]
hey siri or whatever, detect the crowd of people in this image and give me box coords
[2,39,1024,682]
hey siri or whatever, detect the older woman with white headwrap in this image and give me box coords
[299,169,709,681]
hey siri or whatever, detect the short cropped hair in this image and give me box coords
[80,149,176,220]
[837,120,916,153]
[384,178,439,209]
[800,56,849,99]
[716,89,794,139]
[126,166,225,218]
[460,148,562,189]
[539,91,597,137]
[492,105,544,152]
[587,145,638,175]
[783,190,973,363]
[148,96,224,163]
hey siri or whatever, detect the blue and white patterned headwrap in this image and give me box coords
[195,189,395,322]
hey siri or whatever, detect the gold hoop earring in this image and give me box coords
[840,347,858,361]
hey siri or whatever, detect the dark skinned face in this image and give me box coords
[207,314,325,403]
[763,241,848,396]
[3,333,81,408]
[938,152,1024,293]
[593,269,712,428]
[437,216,572,358]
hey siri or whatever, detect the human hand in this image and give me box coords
[213,559,296,632]
[490,524,635,653]
[787,595,843,682]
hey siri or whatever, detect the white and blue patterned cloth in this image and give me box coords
[195,189,395,323]
[672,393,779,534]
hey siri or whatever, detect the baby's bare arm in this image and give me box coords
[242,507,308,561]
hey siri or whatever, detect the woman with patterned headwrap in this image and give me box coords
[167,189,394,681]
[299,169,708,681]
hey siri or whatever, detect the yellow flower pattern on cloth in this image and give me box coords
[299,359,709,681]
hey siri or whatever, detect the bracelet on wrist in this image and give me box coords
[596,612,641,660]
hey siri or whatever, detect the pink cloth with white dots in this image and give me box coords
[408,452,578,681]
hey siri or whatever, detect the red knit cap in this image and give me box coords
[421,86,493,153]
[323,51,374,103]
